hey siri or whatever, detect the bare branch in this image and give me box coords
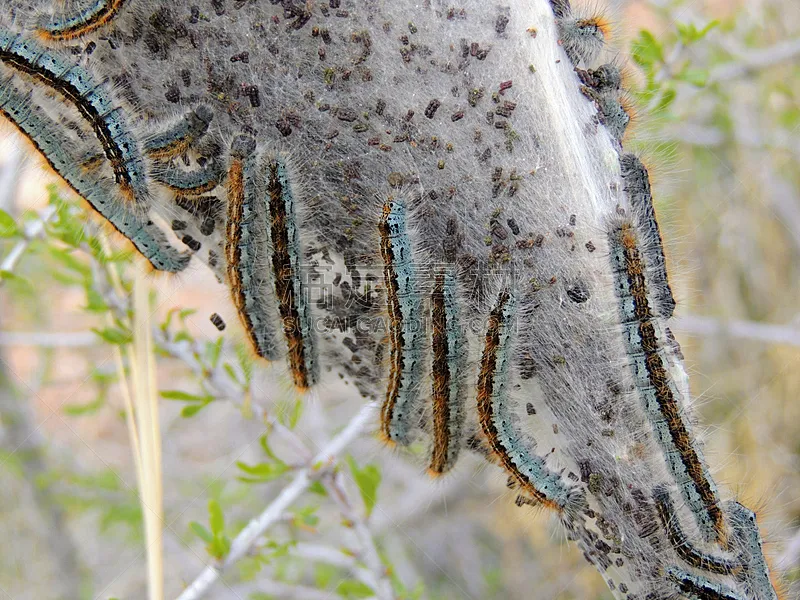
[674,315,800,348]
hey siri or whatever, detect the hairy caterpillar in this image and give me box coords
[608,218,724,542]
[0,29,147,206]
[477,289,584,517]
[265,155,318,390]
[427,268,467,476]
[0,76,188,272]
[653,485,735,575]
[666,566,744,600]
[143,105,214,161]
[224,135,280,360]
[151,159,223,196]
[620,153,675,319]
[37,0,131,41]
[727,502,779,600]
[378,198,424,446]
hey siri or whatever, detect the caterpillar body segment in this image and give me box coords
[38,0,132,41]
[224,135,282,361]
[608,219,723,543]
[477,289,585,518]
[378,198,424,447]
[0,76,188,272]
[0,29,149,207]
[427,268,468,476]
[265,154,318,391]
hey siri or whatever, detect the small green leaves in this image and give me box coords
[161,389,214,417]
[236,460,289,483]
[237,433,289,483]
[92,325,133,346]
[0,209,18,237]
[190,500,230,560]
[62,395,105,416]
[276,397,304,429]
[676,20,719,45]
[0,270,34,294]
[336,580,375,599]
[677,67,710,87]
[346,456,381,518]
[631,30,664,70]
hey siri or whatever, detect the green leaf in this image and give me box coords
[62,395,105,416]
[236,461,289,483]
[294,505,319,527]
[236,343,254,384]
[631,30,664,68]
[84,287,109,312]
[208,500,225,536]
[91,326,133,346]
[346,456,382,518]
[259,433,283,463]
[0,209,18,237]
[99,502,142,534]
[179,308,197,322]
[190,521,214,544]
[314,563,338,589]
[336,580,375,599]
[287,398,303,429]
[49,247,90,276]
[308,480,328,496]
[223,363,241,386]
[238,556,264,581]
[654,87,677,114]
[0,270,34,294]
[181,403,209,418]
[161,390,214,403]
[676,20,719,44]
[679,67,709,87]
[207,337,224,368]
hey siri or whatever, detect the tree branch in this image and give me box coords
[175,401,379,600]
[674,315,800,348]
[324,470,394,599]
[0,204,57,276]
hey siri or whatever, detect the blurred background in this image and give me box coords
[1,0,799,598]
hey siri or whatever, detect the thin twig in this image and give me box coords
[287,543,378,589]
[0,205,57,275]
[325,470,394,599]
[710,38,800,83]
[0,331,98,347]
[673,315,800,348]
[175,401,379,600]
[240,579,339,600]
[153,330,312,462]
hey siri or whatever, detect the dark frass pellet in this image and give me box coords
[210,313,226,331]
